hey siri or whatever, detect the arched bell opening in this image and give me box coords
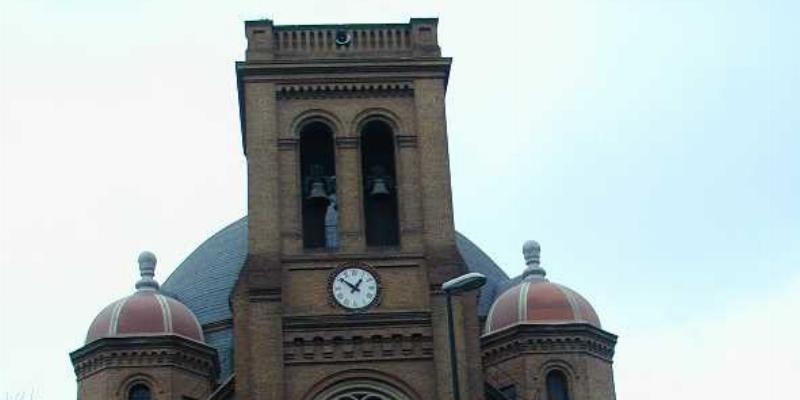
[360,120,400,247]
[300,121,338,249]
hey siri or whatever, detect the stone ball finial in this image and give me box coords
[523,240,540,265]
[521,240,546,280]
[135,250,160,291]
[138,250,156,267]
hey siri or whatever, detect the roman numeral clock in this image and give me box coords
[328,262,382,311]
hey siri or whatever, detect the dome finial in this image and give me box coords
[521,240,546,280]
[135,251,159,291]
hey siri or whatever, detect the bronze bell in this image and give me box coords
[307,181,329,203]
[369,177,391,198]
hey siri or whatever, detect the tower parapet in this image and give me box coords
[245,18,441,61]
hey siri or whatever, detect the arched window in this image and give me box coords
[300,121,338,249]
[128,384,151,400]
[360,120,399,246]
[546,370,570,400]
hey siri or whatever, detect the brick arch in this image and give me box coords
[116,373,162,400]
[537,360,578,400]
[303,369,421,400]
[289,109,344,138]
[537,359,578,381]
[351,107,405,137]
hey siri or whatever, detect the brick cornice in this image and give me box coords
[70,335,219,381]
[249,287,282,302]
[284,311,431,330]
[277,82,413,100]
[284,330,433,365]
[281,251,424,263]
[480,323,617,365]
[281,312,433,364]
[237,58,451,81]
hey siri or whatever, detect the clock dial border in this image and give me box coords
[327,261,382,312]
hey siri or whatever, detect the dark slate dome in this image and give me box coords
[161,216,509,380]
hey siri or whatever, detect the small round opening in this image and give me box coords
[335,30,351,46]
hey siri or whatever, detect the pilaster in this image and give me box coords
[335,136,364,252]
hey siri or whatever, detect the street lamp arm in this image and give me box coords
[442,272,486,400]
[442,272,487,294]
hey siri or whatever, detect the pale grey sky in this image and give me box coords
[1,1,798,399]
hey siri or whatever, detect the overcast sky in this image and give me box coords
[1,1,798,399]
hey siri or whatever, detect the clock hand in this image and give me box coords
[351,278,363,293]
[338,278,358,291]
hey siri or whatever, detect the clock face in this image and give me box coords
[330,264,379,311]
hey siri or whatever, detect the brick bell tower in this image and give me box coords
[230,18,484,399]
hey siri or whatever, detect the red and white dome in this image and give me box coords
[85,251,204,344]
[484,241,601,335]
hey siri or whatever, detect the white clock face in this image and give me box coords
[331,267,379,310]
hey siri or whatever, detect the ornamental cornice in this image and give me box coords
[284,330,433,364]
[70,336,218,380]
[276,82,413,100]
[249,287,282,302]
[284,311,431,330]
[236,58,451,82]
[480,323,617,365]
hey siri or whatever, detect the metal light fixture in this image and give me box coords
[443,272,487,294]
[442,272,486,400]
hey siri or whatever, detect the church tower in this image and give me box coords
[231,18,485,399]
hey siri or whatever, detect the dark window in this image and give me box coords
[129,384,151,400]
[360,120,399,246]
[546,370,570,400]
[300,122,338,248]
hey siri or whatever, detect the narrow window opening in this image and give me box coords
[361,120,399,246]
[300,121,338,249]
[546,370,570,400]
[128,384,151,400]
